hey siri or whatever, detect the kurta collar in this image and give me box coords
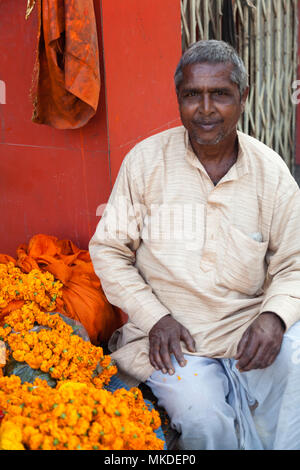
[184,128,250,184]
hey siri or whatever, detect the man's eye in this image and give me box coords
[186,91,198,97]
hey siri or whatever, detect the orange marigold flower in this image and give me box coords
[0,263,164,451]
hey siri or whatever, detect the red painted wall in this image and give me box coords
[101,0,182,182]
[0,1,182,256]
[0,1,110,256]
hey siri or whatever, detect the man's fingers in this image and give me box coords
[149,340,166,372]
[149,339,175,374]
[235,314,285,372]
[149,352,160,371]
[169,328,195,369]
[236,334,259,371]
[261,346,281,369]
[238,343,269,371]
[170,338,186,368]
[149,320,195,375]
[235,329,250,360]
[160,343,176,374]
[181,328,196,354]
[152,350,167,373]
[238,342,281,371]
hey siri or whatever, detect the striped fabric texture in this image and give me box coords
[89,126,300,386]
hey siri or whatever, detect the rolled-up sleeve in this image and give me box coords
[89,148,170,335]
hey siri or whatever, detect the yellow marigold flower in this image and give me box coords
[57,381,88,392]
[0,421,25,450]
[28,433,44,450]
[0,298,8,308]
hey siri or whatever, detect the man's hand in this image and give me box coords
[235,311,285,372]
[149,314,196,375]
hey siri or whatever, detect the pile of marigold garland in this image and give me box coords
[0,262,163,450]
[0,377,162,450]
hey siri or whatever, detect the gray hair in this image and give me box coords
[174,40,248,97]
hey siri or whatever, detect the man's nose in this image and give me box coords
[199,93,214,115]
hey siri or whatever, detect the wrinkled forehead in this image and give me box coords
[180,62,238,90]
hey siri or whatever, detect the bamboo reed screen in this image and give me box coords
[181,0,298,172]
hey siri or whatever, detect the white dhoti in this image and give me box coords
[146,321,300,450]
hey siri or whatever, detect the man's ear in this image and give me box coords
[240,86,249,112]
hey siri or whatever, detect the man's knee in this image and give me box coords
[173,398,238,450]
[166,387,235,434]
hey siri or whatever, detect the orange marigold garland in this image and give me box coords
[0,306,116,388]
[0,376,163,450]
[0,262,63,312]
[0,261,164,450]
[0,263,117,388]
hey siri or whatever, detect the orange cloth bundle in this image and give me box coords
[0,235,126,344]
[32,0,100,129]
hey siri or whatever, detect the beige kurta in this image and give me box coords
[89,126,300,386]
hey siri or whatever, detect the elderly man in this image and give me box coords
[89,40,300,450]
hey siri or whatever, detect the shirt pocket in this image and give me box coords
[217,224,268,296]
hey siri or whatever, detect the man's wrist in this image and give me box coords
[261,311,286,331]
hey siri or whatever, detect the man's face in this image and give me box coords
[177,62,248,146]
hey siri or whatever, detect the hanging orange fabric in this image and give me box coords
[31,0,100,129]
[1,235,127,344]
